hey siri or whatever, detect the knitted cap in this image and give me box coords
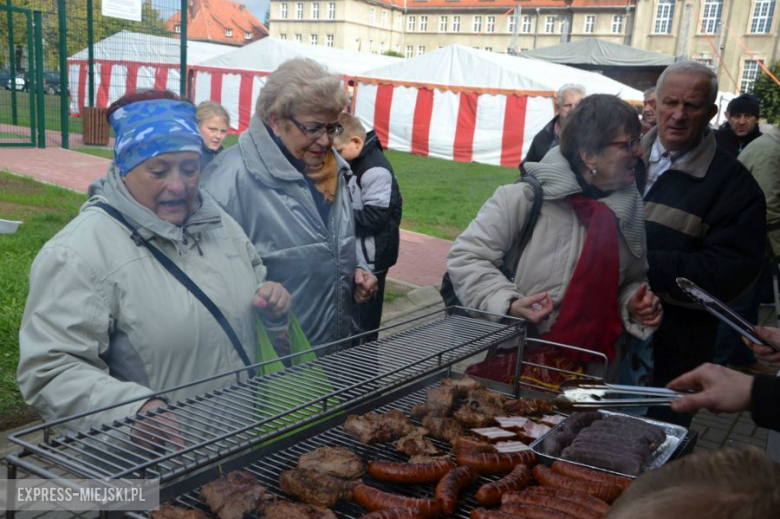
[727,94,760,118]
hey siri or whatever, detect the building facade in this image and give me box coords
[169,0,269,46]
[268,0,778,93]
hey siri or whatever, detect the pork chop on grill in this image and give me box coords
[200,470,267,519]
[297,446,364,479]
[279,468,358,507]
[343,410,415,444]
[421,414,464,443]
[150,505,211,519]
[453,389,505,427]
[393,427,440,456]
[411,385,460,417]
[258,499,337,519]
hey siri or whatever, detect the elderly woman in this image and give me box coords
[17,90,290,433]
[447,94,662,380]
[196,100,230,167]
[202,58,377,348]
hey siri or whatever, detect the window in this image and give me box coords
[174,24,181,33]
[225,28,233,37]
[369,8,375,25]
[311,34,318,45]
[417,45,425,56]
[280,33,287,40]
[295,33,302,42]
[327,2,335,19]
[380,41,386,53]
[545,16,555,33]
[381,10,387,27]
[420,15,428,31]
[453,15,461,32]
[508,15,516,33]
[700,0,722,33]
[485,46,493,52]
[473,15,482,32]
[654,0,675,34]
[440,15,448,32]
[312,2,319,19]
[395,43,400,53]
[368,39,374,52]
[395,14,402,30]
[406,45,414,58]
[521,15,531,33]
[296,2,303,19]
[407,16,415,32]
[612,15,623,33]
[326,34,334,47]
[244,31,252,40]
[486,16,495,33]
[280,3,287,19]
[741,59,764,93]
[584,15,595,34]
[751,0,776,33]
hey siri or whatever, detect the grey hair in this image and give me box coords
[644,86,656,97]
[196,101,230,126]
[556,84,586,106]
[256,58,349,123]
[656,61,718,104]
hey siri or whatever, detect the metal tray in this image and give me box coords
[529,410,689,479]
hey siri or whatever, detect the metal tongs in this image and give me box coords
[555,379,689,411]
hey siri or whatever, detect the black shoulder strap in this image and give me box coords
[93,202,256,379]
[502,174,544,280]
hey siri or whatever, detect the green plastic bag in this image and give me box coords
[254,314,339,442]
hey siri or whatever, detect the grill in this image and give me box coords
[6,309,652,518]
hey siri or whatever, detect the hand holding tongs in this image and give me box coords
[555,379,690,411]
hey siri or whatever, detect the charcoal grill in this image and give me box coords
[4,308,628,518]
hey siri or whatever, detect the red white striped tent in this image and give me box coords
[67,31,234,116]
[353,45,644,168]
[190,38,401,132]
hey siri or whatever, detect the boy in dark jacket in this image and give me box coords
[336,113,403,342]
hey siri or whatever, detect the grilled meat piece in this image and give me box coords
[453,389,504,427]
[344,411,415,444]
[200,470,267,519]
[384,409,417,436]
[411,386,460,418]
[503,398,556,416]
[258,499,337,519]
[421,415,464,443]
[279,468,358,507]
[393,427,440,456]
[150,505,211,519]
[441,376,485,395]
[298,446,365,479]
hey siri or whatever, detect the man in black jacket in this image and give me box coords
[641,61,767,427]
[714,93,762,157]
[519,84,585,169]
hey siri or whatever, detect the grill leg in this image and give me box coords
[6,463,17,519]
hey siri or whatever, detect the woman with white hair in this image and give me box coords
[202,58,377,349]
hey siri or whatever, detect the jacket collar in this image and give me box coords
[524,147,647,258]
[641,126,717,179]
[87,164,223,247]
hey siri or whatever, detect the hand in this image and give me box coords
[666,363,753,415]
[354,268,378,303]
[253,281,291,319]
[507,292,554,324]
[743,326,780,366]
[627,283,663,326]
[131,399,184,451]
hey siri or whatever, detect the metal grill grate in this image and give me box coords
[8,311,523,484]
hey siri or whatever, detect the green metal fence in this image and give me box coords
[1,0,187,149]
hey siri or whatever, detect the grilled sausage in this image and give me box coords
[368,458,456,484]
[532,465,621,503]
[353,484,442,519]
[470,509,521,519]
[359,508,426,519]
[551,460,633,490]
[500,503,577,518]
[435,466,479,516]
[456,449,537,474]
[475,463,531,506]
[501,491,601,519]
[511,485,610,515]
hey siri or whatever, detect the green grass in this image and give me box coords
[0,89,85,136]
[0,171,86,429]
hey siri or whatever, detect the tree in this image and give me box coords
[752,60,780,125]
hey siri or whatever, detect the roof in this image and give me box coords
[519,38,674,67]
[167,0,269,46]
[68,31,235,64]
[357,44,643,101]
[195,37,402,76]
[370,0,635,10]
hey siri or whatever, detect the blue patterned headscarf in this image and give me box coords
[109,99,203,176]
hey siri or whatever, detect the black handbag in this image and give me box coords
[440,174,543,316]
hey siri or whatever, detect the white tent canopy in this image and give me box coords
[354,45,643,168]
[67,31,234,115]
[191,38,402,131]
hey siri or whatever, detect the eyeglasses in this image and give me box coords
[608,138,642,154]
[288,114,344,139]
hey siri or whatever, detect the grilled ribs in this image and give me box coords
[297,446,365,479]
[279,468,358,507]
[200,470,267,519]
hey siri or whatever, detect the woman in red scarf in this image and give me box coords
[447,95,662,383]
